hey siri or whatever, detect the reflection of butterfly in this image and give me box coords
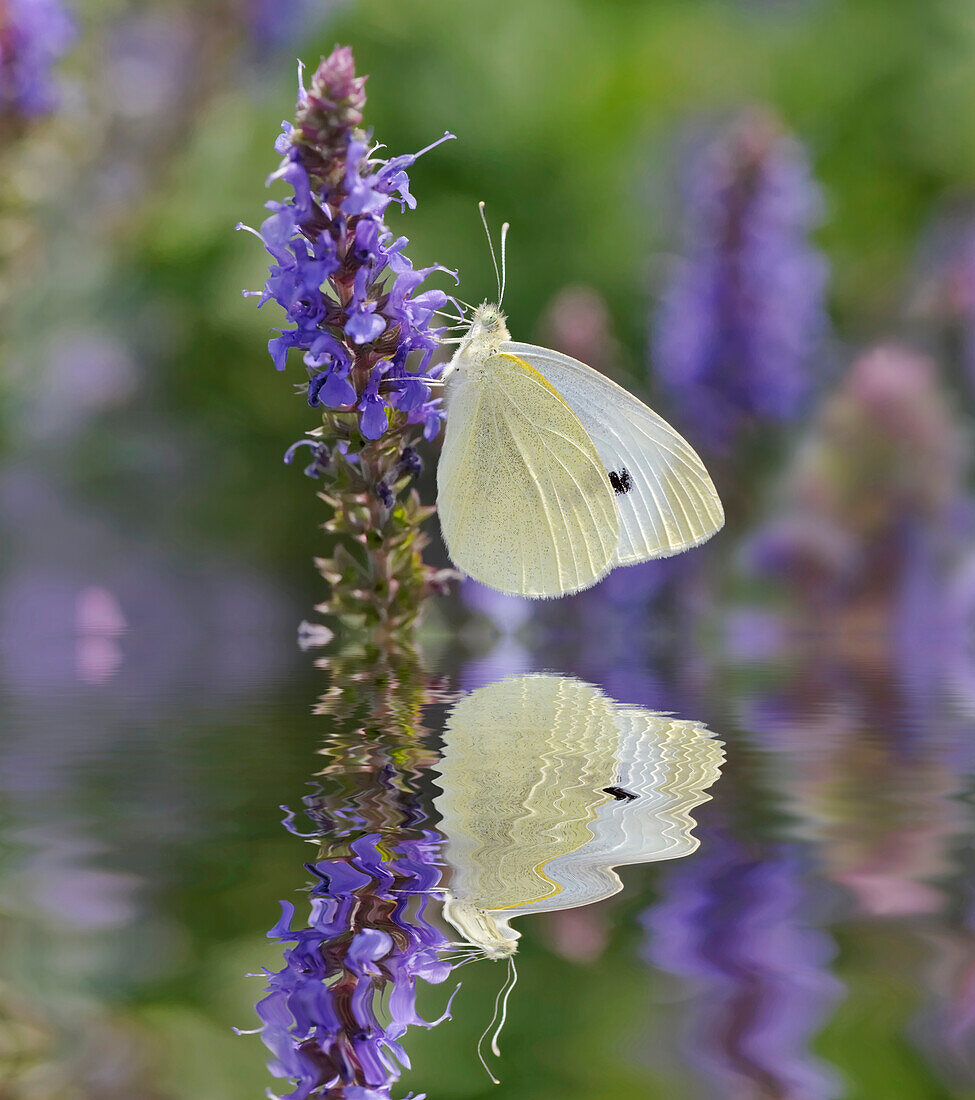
[434,673,725,957]
[436,290,724,598]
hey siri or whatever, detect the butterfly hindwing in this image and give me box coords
[504,342,725,565]
[438,352,620,598]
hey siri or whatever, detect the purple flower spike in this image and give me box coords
[653,111,828,451]
[251,832,455,1100]
[242,46,453,445]
[244,45,460,625]
[246,0,343,58]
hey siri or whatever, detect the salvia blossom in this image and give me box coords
[243,45,452,444]
[251,833,455,1100]
[644,829,843,1100]
[242,46,457,633]
[652,111,828,450]
[0,0,75,119]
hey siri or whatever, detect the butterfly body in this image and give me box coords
[437,302,724,598]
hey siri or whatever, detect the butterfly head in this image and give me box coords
[443,896,519,959]
[445,301,510,374]
[467,301,510,345]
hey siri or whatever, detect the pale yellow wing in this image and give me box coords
[437,353,620,598]
[505,342,724,564]
[435,673,725,955]
[435,674,621,917]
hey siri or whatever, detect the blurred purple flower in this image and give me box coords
[652,112,828,449]
[644,830,843,1100]
[537,285,620,377]
[737,347,968,658]
[74,585,126,686]
[251,833,455,1100]
[912,210,975,391]
[246,0,344,55]
[27,331,138,441]
[0,467,296,696]
[944,550,975,719]
[241,46,454,451]
[0,0,75,118]
[101,11,195,125]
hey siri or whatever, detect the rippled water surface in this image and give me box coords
[2,621,973,1100]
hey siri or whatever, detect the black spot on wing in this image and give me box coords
[602,785,638,802]
[608,468,632,495]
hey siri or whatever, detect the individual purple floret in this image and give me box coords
[284,438,331,479]
[241,46,454,446]
[652,112,828,450]
[251,832,455,1100]
[0,0,75,118]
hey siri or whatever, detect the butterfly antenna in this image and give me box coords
[476,958,509,1086]
[474,953,519,1085]
[498,220,510,308]
[490,954,517,1057]
[478,201,503,303]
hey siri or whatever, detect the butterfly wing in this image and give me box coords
[504,342,724,565]
[434,674,621,919]
[437,352,620,597]
[500,708,723,917]
[435,674,725,943]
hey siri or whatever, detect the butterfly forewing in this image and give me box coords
[438,352,620,598]
[504,342,724,565]
[435,674,621,914]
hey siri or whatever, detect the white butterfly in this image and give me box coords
[435,673,725,959]
[432,672,723,1082]
[435,209,724,599]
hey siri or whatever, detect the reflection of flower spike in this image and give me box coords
[247,640,458,1099]
[253,835,456,1100]
[644,829,843,1100]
